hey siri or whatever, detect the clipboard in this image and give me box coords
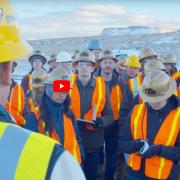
[77,119,95,125]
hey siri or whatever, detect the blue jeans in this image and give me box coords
[104,129,118,180]
[83,148,100,180]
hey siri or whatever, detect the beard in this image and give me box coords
[102,67,113,74]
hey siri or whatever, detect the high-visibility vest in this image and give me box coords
[0,122,63,180]
[70,73,78,88]
[171,72,180,81]
[4,84,26,126]
[172,72,180,97]
[27,74,33,92]
[128,104,180,179]
[70,77,106,130]
[128,73,143,97]
[110,85,122,120]
[27,74,35,111]
[32,107,82,164]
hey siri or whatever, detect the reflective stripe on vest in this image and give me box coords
[27,74,35,110]
[128,73,143,97]
[128,104,180,179]
[70,73,78,91]
[0,122,57,180]
[110,85,122,120]
[34,107,82,164]
[51,115,82,164]
[70,77,106,130]
[27,74,32,91]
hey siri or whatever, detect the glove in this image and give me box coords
[77,120,85,127]
[92,118,103,130]
[141,145,162,158]
[134,140,145,151]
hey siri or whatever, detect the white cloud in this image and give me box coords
[76,4,126,17]
[13,2,180,40]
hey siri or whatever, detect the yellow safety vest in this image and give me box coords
[0,122,64,180]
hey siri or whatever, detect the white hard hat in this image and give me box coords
[56,51,72,63]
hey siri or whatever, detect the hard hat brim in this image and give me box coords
[72,61,98,68]
[32,83,45,88]
[29,54,47,65]
[139,77,177,103]
[0,41,32,62]
[98,57,118,63]
[47,59,56,64]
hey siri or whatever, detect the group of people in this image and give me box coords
[0,1,180,180]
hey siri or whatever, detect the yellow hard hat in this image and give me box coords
[139,47,157,62]
[0,0,32,62]
[32,68,48,88]
[125,55,141,68]
[144,60,165,75]
[73,49,97,67]
[46,67,69,84]
[139,70,176,103]
[0,0,15,25]
[163,54,176,64]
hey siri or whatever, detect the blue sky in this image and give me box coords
[9,0,180,40]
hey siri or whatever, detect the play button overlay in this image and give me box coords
[53,80,70,92]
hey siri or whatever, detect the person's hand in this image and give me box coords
[141,145,162,158]
[77,120,85,127]
[134,140,145,151]
[92,117,103,130]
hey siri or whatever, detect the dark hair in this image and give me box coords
[28,68,34,74]
[39,93,75,134]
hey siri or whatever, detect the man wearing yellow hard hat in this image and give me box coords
[0,1,85,179]
[122,55,142,98]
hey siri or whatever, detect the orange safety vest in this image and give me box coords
[27,74,33,91]
[138,95,144,104]
[110,85,122,120]
[171,72,180,97]
[32,107,82,164]
[70,77,106,130]
[171,72,180,81]
[4,84,26,126]
[27,74,35,111]
[70,72,78,88]
[128,73,143,97]
[128,104,180,179]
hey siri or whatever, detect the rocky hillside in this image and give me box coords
[26,27,180,61]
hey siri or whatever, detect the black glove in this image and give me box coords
[92,117,103,130]
[134,140,145,151]
[77,120,85,127]
[142,145,162,158]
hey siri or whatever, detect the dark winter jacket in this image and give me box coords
[119,95,180,179]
